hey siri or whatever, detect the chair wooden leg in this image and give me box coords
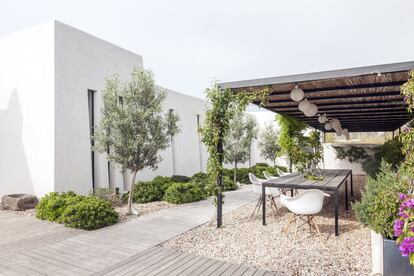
[293,215,299,242]
[310,216,321,236]
[250,196,261,219]
[307,215,312,233]
[283,213,295,234]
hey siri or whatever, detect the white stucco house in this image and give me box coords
[0,20,365,198]
[0,21,210,197]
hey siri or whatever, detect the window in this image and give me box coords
[87,90,96,189]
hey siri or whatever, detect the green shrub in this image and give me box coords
[222,176,237,191]
[60,196,118,230]
[353,162,410,239]
[151,176,175,192]
[36,191,118,230]
[171,175,191,183]
[164,182,205,204]
[363,139,404,178]
[131,181,165,203]
[36,191,83,222]
[90,187,122,206]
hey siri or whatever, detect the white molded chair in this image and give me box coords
[280,189,329,241]
[249,173,280,218]
[276,168,291,177]
[263,171,278,180]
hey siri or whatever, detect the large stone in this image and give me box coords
[2,194,39,211]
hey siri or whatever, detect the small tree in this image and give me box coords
[245,114,258,166]
[258,123,280,167]
[200,82,267,227]
[93,68,179,215]
[276,114,308,172]
[224,115,250,184]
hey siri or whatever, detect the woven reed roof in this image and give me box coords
[220,61,414,132]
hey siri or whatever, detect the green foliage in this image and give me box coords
[130,181,165,203]
[36,192,118,230]
[362,139,404,178]
[333,145,368,163]
[223,163,285,184]
[401,70,414,178]
[93,68,180,214]
[258,123,280,167]
[353,162,411,239]
[60,196,118,230]
[276,114,308,172]
[171,175,191,183]
[163,182,205,204]
[90,187,122,206]
[36,192,83,222]
[224,114,258,184]
[200,81,268,206]
[245,115,258,165]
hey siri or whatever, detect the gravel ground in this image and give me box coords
[163,176,371,275]
[0,201,175,223]
[115,201,175,223]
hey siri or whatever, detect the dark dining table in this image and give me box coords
[262,169,353,236]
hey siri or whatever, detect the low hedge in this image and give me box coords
[164,182,205,204]
[224,163,287,184]
[36,191,118,230]
[60,196,118,230]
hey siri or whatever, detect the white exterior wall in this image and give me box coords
[322,143,377,175]
[0,22,55,197]
[54,21,143,195]
[0,21,209,197]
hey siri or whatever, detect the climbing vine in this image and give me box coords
[401,70,414,177]
[333,145,368,163]
[199,82,268,226]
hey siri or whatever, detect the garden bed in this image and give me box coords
[162,175,371,275]
[1,200,174,223]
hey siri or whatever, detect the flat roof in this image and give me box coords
[220,61,414,132]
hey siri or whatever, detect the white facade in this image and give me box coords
[0,21,208,197]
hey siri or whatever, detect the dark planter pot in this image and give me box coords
[383,238,414,276]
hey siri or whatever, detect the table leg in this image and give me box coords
[335,190,339,236]
[291,188,293,197]
[345,180,349,211]
[262,184,266,226]
[350,171,354,197]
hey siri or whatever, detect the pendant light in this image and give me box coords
[290,85,304,102]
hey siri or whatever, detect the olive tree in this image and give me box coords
[224,115,251,184]
[258,123,280,167]
[93,68,179,214]
[245,115,258,166]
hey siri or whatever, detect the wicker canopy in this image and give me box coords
[220,61,414,132]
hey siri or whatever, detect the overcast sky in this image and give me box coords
[1,0,413,99]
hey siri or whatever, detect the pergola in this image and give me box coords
[220,61,414,133]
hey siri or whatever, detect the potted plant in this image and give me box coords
[353,162,413,275]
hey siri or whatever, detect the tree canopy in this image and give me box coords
[93,68,179,214]
[258,123,280,167]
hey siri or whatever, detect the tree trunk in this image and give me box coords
[289,158,293,173]
[233,162,237,185]
[273,158,276,168]
[127,170,138,215]
[248,145,251,167]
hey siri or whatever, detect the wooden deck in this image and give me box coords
[94,246,274,276]
[0,186,275,275]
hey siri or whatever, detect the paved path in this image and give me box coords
[0,186,273,275]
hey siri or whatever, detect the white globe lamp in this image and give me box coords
[324,121,333,131]
[318,114,328,124]
[298,99,311,112]
[304,103,318,117]
[290,85,304,102]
